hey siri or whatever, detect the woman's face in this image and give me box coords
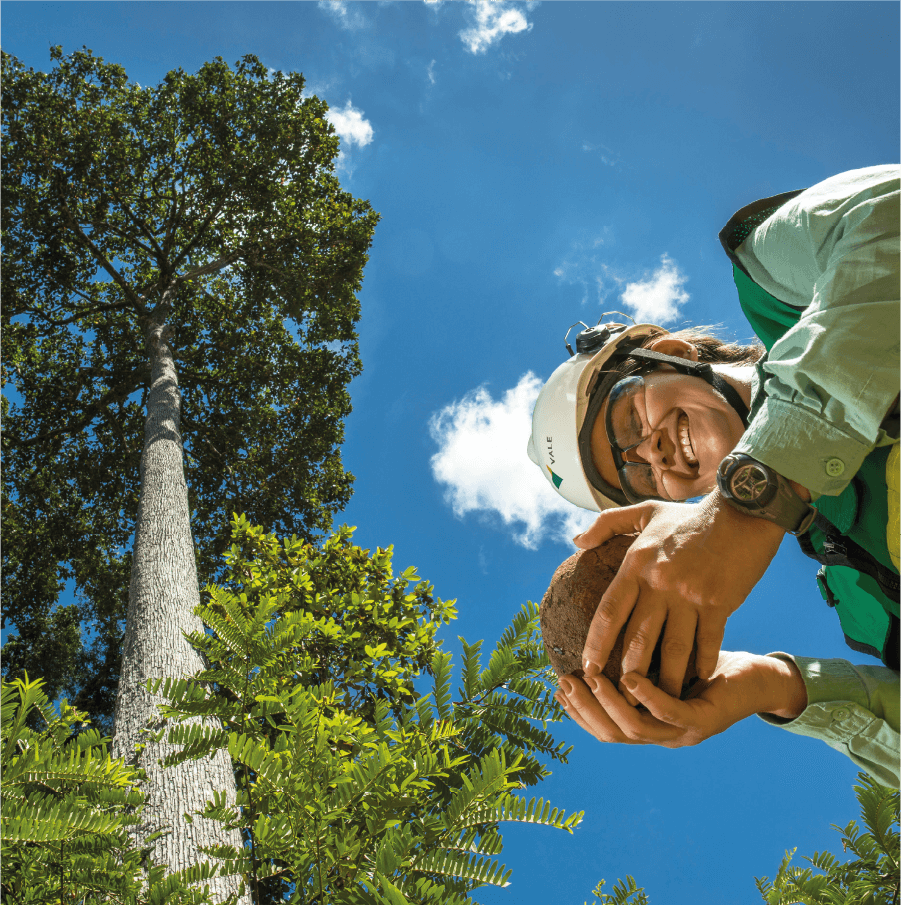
[589,368,746,502]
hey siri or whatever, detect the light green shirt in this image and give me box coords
[736,168,900,785]
[759,653,900,789]
[734,164,900,496]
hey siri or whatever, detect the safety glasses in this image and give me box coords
[604,375,671,504]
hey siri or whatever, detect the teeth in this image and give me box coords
[678,413,698,466]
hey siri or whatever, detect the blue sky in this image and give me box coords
[3,2,898,903]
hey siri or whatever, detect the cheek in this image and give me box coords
[697,408,744,460]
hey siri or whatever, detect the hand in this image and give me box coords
[573,491,785,699]
[555,652,807,748]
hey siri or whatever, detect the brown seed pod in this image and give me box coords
[540,535,698,695]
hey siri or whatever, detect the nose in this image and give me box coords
[632,428,676,471]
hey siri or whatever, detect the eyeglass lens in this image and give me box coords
[604,376,662,502]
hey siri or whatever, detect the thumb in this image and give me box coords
[573,503,655,549]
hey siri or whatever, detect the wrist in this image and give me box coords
[705,489,788,542]
[715,454,815,535]
[757,655,807,720]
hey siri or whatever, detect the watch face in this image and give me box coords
[729,462,771,502]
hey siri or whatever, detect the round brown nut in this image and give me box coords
[540,535,698,696]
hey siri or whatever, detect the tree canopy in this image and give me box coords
[1,47,379,729]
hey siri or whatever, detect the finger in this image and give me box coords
[619,600,668,686]
[582,568,640,678]
[693,611,728,681]
[620,672,695,730]
[563,675,630,743]
[656,608,698,698]
[572,502,654,549]
[586,674,681,743]
[558,690,597,739]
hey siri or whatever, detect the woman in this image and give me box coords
[528,165,900,786]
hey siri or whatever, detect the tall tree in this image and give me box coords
[1,48,377,897]
[1,47,377,731]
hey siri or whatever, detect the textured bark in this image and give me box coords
[112,323,249,902]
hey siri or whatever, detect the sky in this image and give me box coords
[3,2,899,903]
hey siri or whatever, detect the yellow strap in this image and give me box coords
[887,443,900,570]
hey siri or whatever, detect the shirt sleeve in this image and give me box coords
[734,165,900,496]
[757,652,900,789]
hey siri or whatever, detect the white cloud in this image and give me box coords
[553,246,688,325]
[459,0,533,54]
[427,59,437,84]
[318,1,366,30]
[429,373,598,549]
[326,101,374,148]
[620,254,689,324]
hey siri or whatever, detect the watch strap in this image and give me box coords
[717,454,815,535]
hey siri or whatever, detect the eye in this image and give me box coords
[629,395,648,439]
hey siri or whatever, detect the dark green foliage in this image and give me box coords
[755,773,900,905]
[1,47,379,730]
[149,516,581,903]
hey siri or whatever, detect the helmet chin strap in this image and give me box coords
[624,347,750,429]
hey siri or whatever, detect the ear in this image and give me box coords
[645,337,699,362]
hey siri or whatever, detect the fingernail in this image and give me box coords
[585,676,600,693]
[583,659,599,677]
[558,677,574,695]
[621,675,637,691]
[572,534,584,546]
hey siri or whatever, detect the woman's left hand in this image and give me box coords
[555,651,807,748]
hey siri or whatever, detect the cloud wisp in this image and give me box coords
[318,0,366,30]
[620,254,689,324]
[429,373,598,549]
[459,0,533,54]
[554,247,689,326]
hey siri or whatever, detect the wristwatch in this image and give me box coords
[716,453,816,535]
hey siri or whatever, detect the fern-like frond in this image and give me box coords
[413,848,510,887]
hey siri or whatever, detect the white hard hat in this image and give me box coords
[527,318,667,511]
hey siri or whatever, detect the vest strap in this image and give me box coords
[797,513,900,603]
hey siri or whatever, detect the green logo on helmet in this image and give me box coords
[546,466,563,489]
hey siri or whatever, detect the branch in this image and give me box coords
[101,405,130,448]
[170,193,230,273]
[61,206,148,317]
[76,218,156,258]
[18,298,133,329]
[174,253,240,285]
[109,188,168,265]
[10,369,147,449]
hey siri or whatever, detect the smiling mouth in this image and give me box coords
[677,413,698,466]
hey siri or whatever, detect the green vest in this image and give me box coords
[720,192,900,669]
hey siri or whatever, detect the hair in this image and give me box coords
[614,324,764,379]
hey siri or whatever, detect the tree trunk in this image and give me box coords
[112,323,249,903]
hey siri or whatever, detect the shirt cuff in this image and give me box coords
[756,654,900,788]
[735,396,874,496]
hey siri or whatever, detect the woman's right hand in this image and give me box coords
[555,651,807,749]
